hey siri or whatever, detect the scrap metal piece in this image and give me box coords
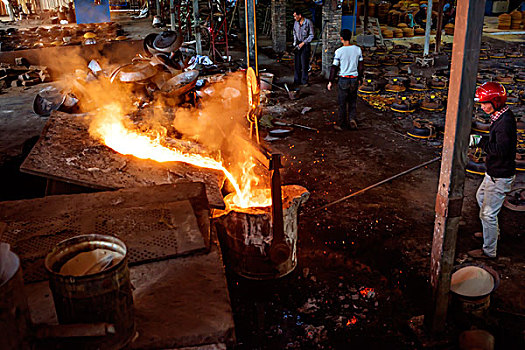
[118,61,157,83]
[33,86,66,117]
[161,70,199,94]
[153,30,183,53]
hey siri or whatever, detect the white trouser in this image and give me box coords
[476,173,515,257]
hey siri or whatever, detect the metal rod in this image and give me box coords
[245,0,258,74]
[423,0,433,56]
[426,0,486,334]
[310,157,441,213]
[193,0,202,54]
[435,0,445,53]
[170,0,175,31]
[228,0,239,35]
[269,153,290,265]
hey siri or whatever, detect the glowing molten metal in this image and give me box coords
[90,105,271,208]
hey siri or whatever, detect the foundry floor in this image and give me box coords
[0,13,524,350]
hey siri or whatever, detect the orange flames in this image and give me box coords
[89,103,271,208]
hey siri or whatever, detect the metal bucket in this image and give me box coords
[44,234,134,349]
[214,185,309,280]
[0,246,31,350]
[450,263,500,318]
[260,72,274,91]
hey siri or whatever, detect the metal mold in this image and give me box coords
[117,61,157,83]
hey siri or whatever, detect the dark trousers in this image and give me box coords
[294,43,311,85]
[337,77,358,128]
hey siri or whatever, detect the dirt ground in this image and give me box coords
[1,14,524,349]
[224,43,525,349]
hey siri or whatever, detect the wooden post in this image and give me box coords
[193,0,202,54]
[426,0,486,334]
[435,0,446,53]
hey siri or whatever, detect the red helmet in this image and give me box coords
[474,82,507,110]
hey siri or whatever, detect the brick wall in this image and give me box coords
[322,0,343,78]
[271,0,287,53]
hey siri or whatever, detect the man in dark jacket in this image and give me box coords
[469,82,517,259]
[292,9,314,86]
[414,3,428,27]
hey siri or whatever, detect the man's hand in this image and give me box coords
[327,82,332,91]
[298,42,305,49]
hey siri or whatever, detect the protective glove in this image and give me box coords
[469,134,482,147]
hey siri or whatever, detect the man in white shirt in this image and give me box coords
[327,29,363,130]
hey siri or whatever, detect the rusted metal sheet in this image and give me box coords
[0,183,210,283]
[20,111,225,209]
[427,0,486,334]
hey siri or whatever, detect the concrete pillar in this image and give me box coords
[271,0,287,53]
[322,0,343,78]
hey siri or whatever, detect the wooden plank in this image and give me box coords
[427,0,486,334]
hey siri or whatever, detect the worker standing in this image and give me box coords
[327,29,363,130]
[468,82,517,259]
[292,9,314,86]
[414,3,427,27]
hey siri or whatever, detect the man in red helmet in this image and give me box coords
[468,82,517,259]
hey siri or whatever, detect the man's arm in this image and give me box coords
[480,119,515,157]
[327,50,340,90]
[329,65,339,82]
[293,22,298,46]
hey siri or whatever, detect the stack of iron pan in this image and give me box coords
[0,22,125,51]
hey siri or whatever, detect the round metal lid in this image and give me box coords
[143,33,158,57]
[153,30,183,53]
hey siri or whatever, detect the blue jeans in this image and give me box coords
[337,77,358,128]
[476,174,515,257]
[294,43,311,85]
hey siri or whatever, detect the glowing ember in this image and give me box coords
[359,288,376,299]
[347,316,358,326]
[89,104,271,208]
